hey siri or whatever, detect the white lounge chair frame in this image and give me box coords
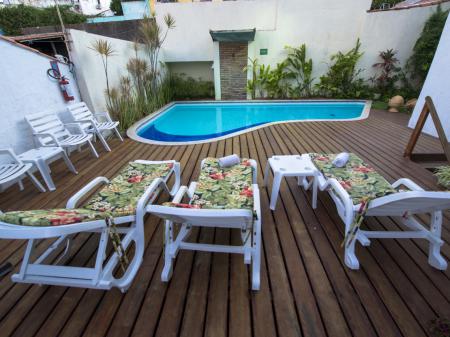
[148,159,262,290]
[306,173,449,270]
[0,148,46,193]
[67,102,123,152]
[0,160,181,292]
[25,111,99,158]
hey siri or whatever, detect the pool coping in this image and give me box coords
[127,99,372,145]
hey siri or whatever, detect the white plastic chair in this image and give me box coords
[25,111,99,158]
[67,102,123,152]
[0,159,181,292]
[306,156,450,271]
[148,158,262,290]
[0,148,45,193]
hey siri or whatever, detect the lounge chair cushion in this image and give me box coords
[165,158,254,210]
[83,162,174,217]
[310,153,396,205]
[0,209,106,227]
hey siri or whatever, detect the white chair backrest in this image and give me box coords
[25,111,70,146]
[67,102,94,122]
[368,191,450,216]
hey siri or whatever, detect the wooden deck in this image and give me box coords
[0,110,449,337]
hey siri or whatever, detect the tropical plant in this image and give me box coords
[372,49,400,96]
[110,0,123,15]
[316,39,365,98]
[243,57,260,99]
[0,5,86,36]
[434,166,450,190]
[106,16,176,131]
[408,5,449,85]
[261,62,290,99]
[89,39,116,97]
[284,44,314,97]
[139,14,175,90]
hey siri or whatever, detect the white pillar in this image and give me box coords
[213,41,221,100]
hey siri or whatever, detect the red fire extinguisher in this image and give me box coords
[59,76,74,101]
[47,60,75,102]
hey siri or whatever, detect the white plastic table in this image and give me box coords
[18,147,77,191]
[264,154,319,210]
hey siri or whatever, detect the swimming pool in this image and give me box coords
[128,100,370,144]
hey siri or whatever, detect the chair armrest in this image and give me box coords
[66,177,109,208]
[253,184,261,220]
[0,148,22,164]
[172,186,189,203]
[324,178,354,225]
[64,123,86,135]
[33,132,60,146]
[136,178,171,219]
[391,178,424,191]
[94,112,112,122]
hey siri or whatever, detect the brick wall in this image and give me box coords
[219,42,248,100]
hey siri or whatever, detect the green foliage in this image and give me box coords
[243,58,259,99]
[110,0,123,16]
[284,44,314,97]
[370,0,403,10]
[0,5,86,36]
[371,101,389,110]
[106,17,175,131]
[371,49,400,97]
[169,74,214,100]
[316,39,366,98]
[408,5,449,84]
[261,62,290,99]
[434,166,450,189]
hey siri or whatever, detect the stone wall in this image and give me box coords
[219,42,247,100]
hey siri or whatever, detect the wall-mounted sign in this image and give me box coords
[260,48,268,55]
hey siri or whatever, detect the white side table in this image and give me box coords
[18,147,78,191]
[263,154,319,210]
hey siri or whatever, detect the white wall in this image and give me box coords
[0,38,81,154]
[155,0,450,81]
[408,15,450,139]
[69,29,152,113]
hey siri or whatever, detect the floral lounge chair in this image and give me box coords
[148,157,262,290]
[307,153,450,270]
[0,160,181,291]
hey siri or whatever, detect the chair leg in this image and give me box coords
[428,211,447,270]
[97,131,112,152]
[87,140,99,158]
[161,220,174,282]
[344,238,360,270]
[18,179,24,191]
[61,150,78,174]
[113,127,124,142]
[26,172,46,193]
[251,218,261,291]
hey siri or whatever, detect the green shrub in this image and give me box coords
[371,49,400,98]
[110,0,123,16]
[370,0,403,10]
[284,44,314,98]
[169,74,214,100]
[434,166,450,189]
[0,5,87,36]
[316,39,366,98]
[408,5,449,85]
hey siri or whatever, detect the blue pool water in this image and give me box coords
[136,101,367,142]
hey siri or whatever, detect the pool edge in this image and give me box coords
[127,99,372,146]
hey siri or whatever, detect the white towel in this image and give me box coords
[218,154,240,168]
[332,152,350,168]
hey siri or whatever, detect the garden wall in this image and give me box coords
[155,0,450,84]
[0,37,81,155]
[68,29,152,113]
[408,15,450,139]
